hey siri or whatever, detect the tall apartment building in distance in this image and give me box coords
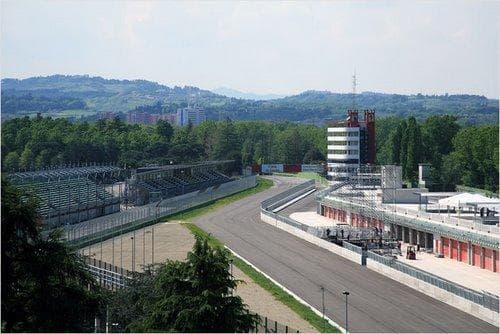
[176,106,206,126]
[327,109,375,181]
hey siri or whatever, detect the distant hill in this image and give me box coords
[1,75,498,125]
[212,87,286,100]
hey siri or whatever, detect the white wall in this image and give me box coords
[261,212,363,265]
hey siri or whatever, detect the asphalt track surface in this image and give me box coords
[193,176,498,333]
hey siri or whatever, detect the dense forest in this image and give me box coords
[1,92,87,113]
[2,75,498,124]
[2,114,498,192]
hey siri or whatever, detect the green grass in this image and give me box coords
[274,172,329,186]
[167,177,273,221]
[184,223,340,333]
[296,172,329,186]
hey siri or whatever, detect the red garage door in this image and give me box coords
[484,248,493,271]
[496,250,499,273]
[473,245,482,268]
[442,238,450,258]
[450,239,459,260]
[459,242,468,263]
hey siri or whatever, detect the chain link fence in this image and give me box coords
[250,312,300,333]
[64,176,256,248]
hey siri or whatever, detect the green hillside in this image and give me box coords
[1,75,497,124]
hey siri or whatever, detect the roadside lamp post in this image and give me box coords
[343,291,350,333]
[320,286,325,332]
[144,230,152,267]
[229,258,234,296]
[130,236,135,272]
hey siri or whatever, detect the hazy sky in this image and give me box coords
[1,1,499,97]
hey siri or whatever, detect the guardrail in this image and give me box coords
[63,176,257,247]
[366,250,499,312]
[342,241,363,254]
[261,180,315,211]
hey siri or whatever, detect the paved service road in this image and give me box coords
[193,176,498,333]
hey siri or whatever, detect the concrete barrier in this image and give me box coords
[366,258,499,326]
[261,212,363,265]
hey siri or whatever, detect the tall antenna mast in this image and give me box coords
[352,70,357,110]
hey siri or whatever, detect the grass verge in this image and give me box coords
[184,222,340,333]
[274,172,328,186]
[167,177,273,221]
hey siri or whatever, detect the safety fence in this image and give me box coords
[367,250,499,312]
[250,312,299,333]
[63,176,256,248]
[261,180,315,212]
[342,241,363,254]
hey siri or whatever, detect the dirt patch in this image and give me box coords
[86,221,317,332]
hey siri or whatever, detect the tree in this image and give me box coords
[404,117,423,183]
[399,120,408,176]
[156,119,174,142]
[303,147,324,163]
[109,236,257,332]
[1,179,104,332]
[19,147,34,170]
[390,122,404,164]
[3,151,20,171]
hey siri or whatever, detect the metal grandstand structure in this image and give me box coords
[130,160,235,205]
[9,161,240,229]
[11,164,124,228]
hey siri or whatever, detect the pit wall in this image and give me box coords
[260,211,363,265]
[366,258,499,326]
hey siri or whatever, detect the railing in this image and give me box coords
[319,196,499,249]
[261,180,315,211]
[84,257,131,289]
[380,203,500,235]
[64,176,257,247]
[342,241,363,254]
[367,250,499,312]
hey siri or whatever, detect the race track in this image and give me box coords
[193,176,498,332]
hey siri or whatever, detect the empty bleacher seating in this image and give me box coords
[136,170,231,201]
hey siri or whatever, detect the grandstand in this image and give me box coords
[11,165,123,227]
[9,161,236,226]
[129,161,234,205]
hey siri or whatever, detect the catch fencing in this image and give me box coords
[64,176,256,248]
[367,250,499,312]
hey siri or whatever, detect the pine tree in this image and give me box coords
[405,117,422,183]
[112,236,258,332]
